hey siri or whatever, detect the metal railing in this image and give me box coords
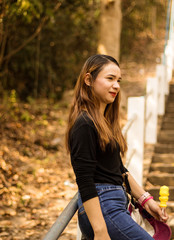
[43,192,78,240]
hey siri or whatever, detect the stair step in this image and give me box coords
[158,131,174,143]
[155,143,174,153]
[147,172,174,186]
[167,96,174,102]
[166,100,174,106]
[163,116,174,122]
[161,122,174,130]
[166,106,174,113]
[145,186,174,201]
[164,112,174,117]
[169,86,174,94]
[150,163,174,173]
[152,153,174,163]
[161,114,174,130]
[169,83,174,90]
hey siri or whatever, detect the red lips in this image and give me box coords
[109,92,117,97]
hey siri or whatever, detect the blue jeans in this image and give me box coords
[78,184,154,240]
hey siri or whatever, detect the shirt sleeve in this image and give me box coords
[70,123,98,203]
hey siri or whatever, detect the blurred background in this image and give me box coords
[0,0,167,100]
[0,1,169,239]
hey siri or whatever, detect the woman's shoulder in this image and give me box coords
[72,111,96,134]
[70,112,98,147]
[75,111,94,127]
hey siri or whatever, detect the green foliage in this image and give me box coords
[35,120,48,126]
[3,89,18,111]
[1,0,166,98]
[0,0,99,100]
[9,90,17,105]
[58,118,65,126]
[26,96,35,104]
[21,110,33,122]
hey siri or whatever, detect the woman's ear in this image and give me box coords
[84,73,91,86]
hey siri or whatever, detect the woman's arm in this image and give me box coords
[126,172,168,222]
[125,172,145,199]
[70,118,111,239]
[83,197,111,240]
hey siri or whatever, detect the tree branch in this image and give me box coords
[2,2,61,63]
[123,2,136,17]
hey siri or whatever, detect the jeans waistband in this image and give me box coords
[95,183,124,191]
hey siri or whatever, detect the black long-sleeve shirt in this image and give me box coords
[69,112,127,203]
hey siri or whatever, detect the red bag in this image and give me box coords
[129,202,172,240]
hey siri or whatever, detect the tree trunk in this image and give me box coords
[98,0,122,61]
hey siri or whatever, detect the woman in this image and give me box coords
[66,54,168,240]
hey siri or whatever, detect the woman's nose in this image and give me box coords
[113,81,120,89]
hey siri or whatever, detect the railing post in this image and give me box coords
[145,77,158,144]
[165,42,174,82]
[156,64,166,116]
[172,34,174,69]
[126,96,145,186]
[163,49,170,95]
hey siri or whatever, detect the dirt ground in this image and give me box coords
[0,29,165,239]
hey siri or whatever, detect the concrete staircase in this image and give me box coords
[145,83,174,239]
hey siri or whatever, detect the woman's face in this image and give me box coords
[93,62,121,112]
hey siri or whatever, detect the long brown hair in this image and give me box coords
[66,54,127,155]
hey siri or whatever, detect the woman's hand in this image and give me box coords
[125,173,169,223]
[144,199,169,222]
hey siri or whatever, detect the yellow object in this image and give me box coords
[159,186,169,208]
